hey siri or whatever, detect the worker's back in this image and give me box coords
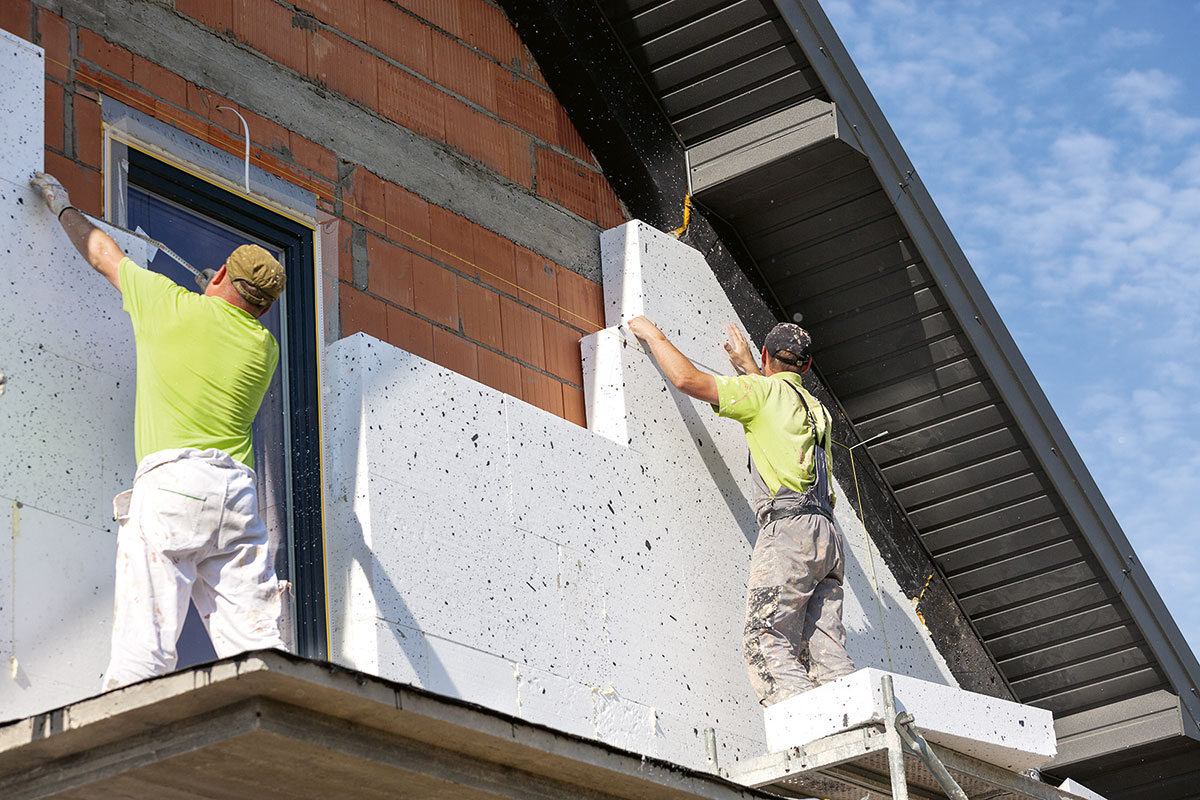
[118,258,278,469]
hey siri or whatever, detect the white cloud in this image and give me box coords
[1108,69,1200,141]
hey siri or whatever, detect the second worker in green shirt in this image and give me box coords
[628,315,855,706]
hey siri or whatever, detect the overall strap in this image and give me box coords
[785,382,828,448]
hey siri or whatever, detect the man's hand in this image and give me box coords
[626,315,663,343]
[30,172,72,217]
[724,324,761,376]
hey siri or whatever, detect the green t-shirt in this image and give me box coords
[119,258,278,468]
[715,371,836,501]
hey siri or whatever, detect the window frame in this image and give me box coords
[120,145,329,660]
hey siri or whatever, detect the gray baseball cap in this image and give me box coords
[763,322,812,367]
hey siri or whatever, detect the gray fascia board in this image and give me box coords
[772,0,1200,730]
[1048,690,1190,767]
[687,98,865,195]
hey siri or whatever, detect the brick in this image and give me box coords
[132,55,188,109]
[460,0,524,68]
[444,97,532,187]
[433,327,478,380]
[73,93,103,168]
[289,132,338,180]
[554,101,591,162]
[207,104,290,162]
[536,147,597,222]
[496,72,556,143]
[295,0,367,41]
[542,317,583,385]
[477,349,520,397]
[44,80,64,152]
[340,283,388,340]
[394,0,460,37]
[378,62,445,140]
[514,246,557,316]
[456,276,502,350]
[555,266,604,331]
[472,226,515,293]
[0,0,31,40]
[344,166,386,234]
[562,384,586,427]
[363,0,431,75]
[42,153,101,216]
[367,234,414,309]
[429,204,474,272]
[596,182,627,231]
[385,183,431,257]
[386,305,435,361]
[525,53,545,84]
[431,32,497,112]
[311,28,378,107]
[77,30,133,79]
[337,219,354,284]
[244,109,291,156]
[411,258,458,328]
[234,0,309,74]
[177,0,234,33]
[36,10,70,82]
[186,82,213,119]
[499,296,544,369]
[521,367,563,418]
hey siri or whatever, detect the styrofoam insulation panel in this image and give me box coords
[0,31,152,719]
[763,667,1056,771]
[1059,778,1108,800]
[323,220,963,771]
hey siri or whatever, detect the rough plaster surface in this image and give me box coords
[324,221,959,771]
[763,668,1056,771]
[0,33,147,719]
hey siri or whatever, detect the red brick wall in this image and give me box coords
[4,0,624,425]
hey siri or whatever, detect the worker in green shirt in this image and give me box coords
[627,315,855,706]
[31,172,288,690]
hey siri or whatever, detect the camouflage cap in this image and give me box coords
[763,322,813,366]
[225,244,285,307]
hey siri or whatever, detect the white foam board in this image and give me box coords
[321,220,969,771]
[0,337,134,528]
[2,505,115,720]
[1059,778,1108,800]
[763,667,1056,771]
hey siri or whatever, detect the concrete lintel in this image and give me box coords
[46,0,603,280]
[0,651,778,800]
[688,98,863,195]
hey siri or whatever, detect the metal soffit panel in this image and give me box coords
[594,0,1199,726]
[597,0,825,145]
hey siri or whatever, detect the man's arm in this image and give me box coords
[626,316,719,405]
[30,173,125,291]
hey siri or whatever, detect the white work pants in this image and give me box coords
[102,448,285,690]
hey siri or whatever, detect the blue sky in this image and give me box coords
[822,1,1200,656]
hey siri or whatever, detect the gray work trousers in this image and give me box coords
[743,511,855,705]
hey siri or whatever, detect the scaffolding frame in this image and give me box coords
[727,676,1088,800]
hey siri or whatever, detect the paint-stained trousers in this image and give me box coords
[102,448,285,691]
[743,512,854,705]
